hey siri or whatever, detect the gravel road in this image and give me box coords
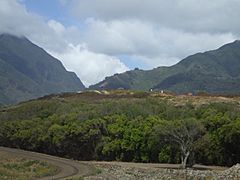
[0,147,95,180]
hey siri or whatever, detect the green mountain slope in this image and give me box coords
[90,40,240,94]
[0,34,85,105]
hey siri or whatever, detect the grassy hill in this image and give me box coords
[0,34,85,105]
[90,40,240,95]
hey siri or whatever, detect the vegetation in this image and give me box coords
[0,91,240,168]
[156,118,205,168]
[0,152,58,180]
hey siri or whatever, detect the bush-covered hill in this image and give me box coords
[90,40,240,95]
[0,34,85,105]
[0,90,240,167]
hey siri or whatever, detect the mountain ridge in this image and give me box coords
[0,34,85,105]
[90,40,240,94]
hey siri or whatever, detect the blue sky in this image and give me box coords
[23,0,140,69]
[23,0,147,70]
[1,0,239,86]
[24,0,66,22]
[23,0,83,28]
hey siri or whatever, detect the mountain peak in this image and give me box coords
[0,33,26,40]
[233,40,240,43]
[232,40,240,46]
[0,34,85,105]
[217,40,240,51]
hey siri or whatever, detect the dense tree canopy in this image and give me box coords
[0,91,240,167]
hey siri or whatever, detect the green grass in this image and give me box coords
[95,168,103,174]
[0,155,59,180]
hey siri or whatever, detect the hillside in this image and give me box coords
[90,40,240,94]
[0,90,240,167]
[0,34,85,105]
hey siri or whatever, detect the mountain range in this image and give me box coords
[0,34,85,105]
[90,40,240,95]
[1,33,240,105]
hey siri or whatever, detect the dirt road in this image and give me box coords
[0,147,229,180]
[0,147,95,180]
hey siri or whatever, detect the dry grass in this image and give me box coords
[0,151,58,180]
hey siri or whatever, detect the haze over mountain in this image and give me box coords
[0,34,85,105]
[90,40,240,95]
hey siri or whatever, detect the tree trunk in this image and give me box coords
[188,152,195,167]
[181,151,190,169]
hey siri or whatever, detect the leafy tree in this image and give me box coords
[156,118,205,168]
[217,118,240,165]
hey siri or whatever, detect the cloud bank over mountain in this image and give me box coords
[0,0,128,86]
[0,0,239,85]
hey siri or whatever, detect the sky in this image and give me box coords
[0,0,239,86]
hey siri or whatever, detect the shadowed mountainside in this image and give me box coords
[0,34,85,105]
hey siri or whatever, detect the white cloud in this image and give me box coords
[64,0,240,68]
[0,0,129,86]
[50,44,128,86]
[82,19,236,68]
[0,0,68,52]
[48,20,66,35]
[69,0,240,34]
[0,0,240,86]
[83,19,160,56]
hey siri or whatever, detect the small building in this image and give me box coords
[187,92,193,96]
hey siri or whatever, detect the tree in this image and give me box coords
[157,118,205,168]
[217,118,240,165]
